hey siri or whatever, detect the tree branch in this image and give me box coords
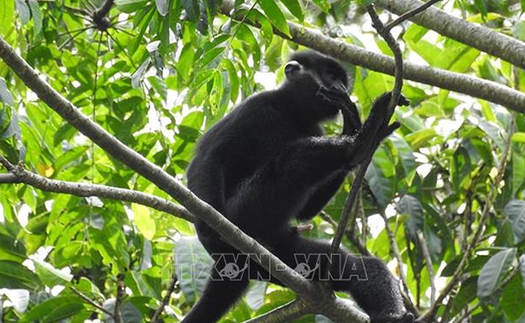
[244,300,310,323]
[376,0,525,70]
[151,274,178,323]
[0,156,195,223]
[220,0,525,112]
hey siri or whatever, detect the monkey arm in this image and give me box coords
[295,170,347,221]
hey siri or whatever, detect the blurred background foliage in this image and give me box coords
[0,0,525,322]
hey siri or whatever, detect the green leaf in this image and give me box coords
[501,273,525,321]
[503,200,525,244]
[19,296,85,323]
[102,300,142,323]
[0,0,14,35]
[280,0,304,21]
[312,0,331,11]
[405,128,437,149]
[365,146,395,207]
[0,78,14,105]
[494,220,516,247]
[512,132,525,143]
[258,0,291,37]
[224,59,239,103]
[512,153,525,196]
[246,281,266,311]
[451,276,478,315]
[132,203,156,240]
[182,0,200,21]
[0,261,40,290]
[14,0,30,24]
[33,258,73,286]
[174,237,213,303]
[477,248,516,299]
[115,0,149,12]
[155,0,168,16]
[397,195,424,239]
[28,0,42,36]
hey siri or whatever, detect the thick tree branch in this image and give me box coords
[0,157,195,223]
[245,300,309,323]
[0,36,368,323]
[221,0,525,112]
[376,0,525,70]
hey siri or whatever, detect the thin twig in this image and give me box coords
[377,207,412,304]
[113,276,125,323]
[450,304,481,323]
[151,274,179,322]
[366,5,404,113]
[70,286,114,317]
[385,0,443,31]
[321,211,370,256]
[417,230,436,306]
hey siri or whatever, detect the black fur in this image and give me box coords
[184,51,412,323]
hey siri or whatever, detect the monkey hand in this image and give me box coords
[350,92,407,163]
[316,86,362,136]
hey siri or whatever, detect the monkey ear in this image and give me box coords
[284,60,302,80]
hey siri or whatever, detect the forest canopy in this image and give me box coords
[1,0,525,322]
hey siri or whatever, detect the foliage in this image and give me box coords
[0,0,525,322]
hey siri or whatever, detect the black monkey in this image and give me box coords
[184,51,413,323]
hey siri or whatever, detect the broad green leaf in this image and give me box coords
[0,78,14,105]
[246,281,266,311]
[503,200,525,244]
[281,0,304,21]
[405,129,437,149]
[501,273,525,321]
[312,0,331,11]
[102,299,142,323]
[132,203,156,240]
[155,0,168,16]
[390,135,416,180]
[512,132,525,143]
[0,261,40,290]
[14,0,30,24]
[365,146,395,207]
[224,59,240,103]
[0,0,14,34]
[397,195,424,239]
[450,276,478,315]
[33,258,73,286]
[174,237,213,303]
[512,153,525,196]
[494,220,516,247]
[19,297,85,323]
[259,0,291,37]
[0,232,26,262]
[125,270,159,299]
[477,248,516,298]
[28,0,42,36]
[115,0,149,12]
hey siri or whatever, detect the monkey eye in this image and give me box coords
[285,61,302,79]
